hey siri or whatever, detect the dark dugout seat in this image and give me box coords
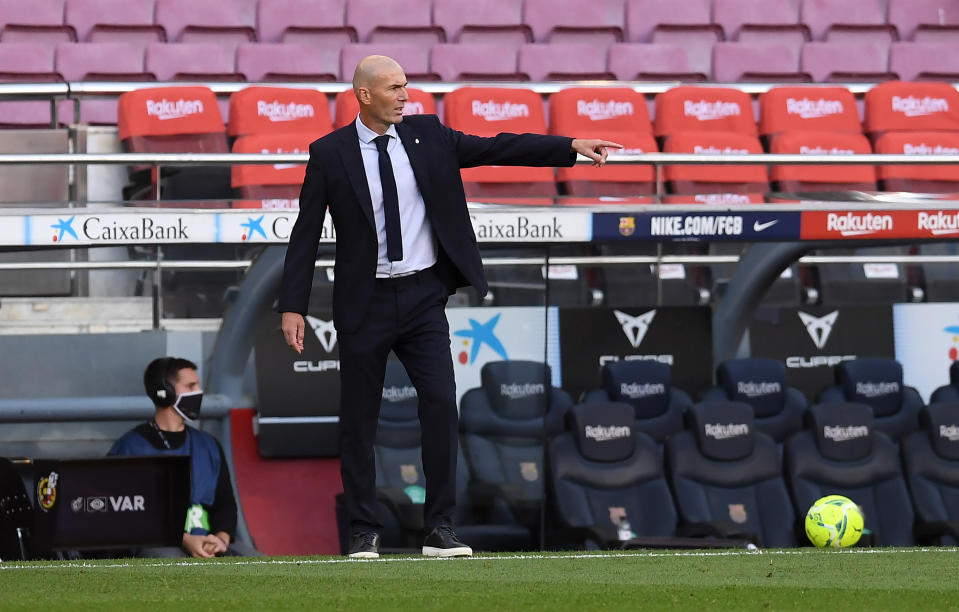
[666,401,797,547]
[785,403,915,546]
[701,358,807,443]
[548,402,678,549]
[368,361,532,552]
[901,404,959,546]
[582,360,691,446]
[459,360,573,530]
[0,458,33,560]
[818,357,922,441]
[930,361,959,403]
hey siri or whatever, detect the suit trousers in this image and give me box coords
[336,266,458,535]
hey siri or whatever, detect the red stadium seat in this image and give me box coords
[333,87,435,129]
[654,86,758,138]
[875,131,959,193]
[769,131,877,192]
[65,0,164,54]
[663,131,768,195]
[231,132,311,200]
[524,0,625,46]
[759,86,862,136]
[432,0,531,48]
[443,86,556,198]
[228,87,332,138]
[864,81,959,135]
[256,0,357,47]
[549,87,655,195]
[663,193,766,204]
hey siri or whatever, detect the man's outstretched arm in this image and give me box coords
[571,139,623,167]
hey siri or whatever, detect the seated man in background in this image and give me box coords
[109,357,260,558]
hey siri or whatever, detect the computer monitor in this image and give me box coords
[30,456,190,555]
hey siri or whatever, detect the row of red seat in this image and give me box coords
[117,81,959,203]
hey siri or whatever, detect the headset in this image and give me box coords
[144,357,177,406]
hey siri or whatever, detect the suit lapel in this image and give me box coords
[396,121,432,203]
[338,121,375,230]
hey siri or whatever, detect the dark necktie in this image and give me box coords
[373,134,403,262]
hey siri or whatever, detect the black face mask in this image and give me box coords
[173,391,203,422]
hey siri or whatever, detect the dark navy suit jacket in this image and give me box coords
[277,114,575,333]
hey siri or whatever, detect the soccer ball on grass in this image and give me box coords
[804,494,864,548]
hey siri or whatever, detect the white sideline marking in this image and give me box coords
[1,547,957,571]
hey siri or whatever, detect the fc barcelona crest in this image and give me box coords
[520,461,539,482]
[400,464,419,484]
[728,503,747,524]
[619,216,636,237]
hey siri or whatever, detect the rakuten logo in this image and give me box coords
[826,212,894,236]
[736,381,782,398]
[404,101,425,115]
[585,424,631,442]
[146,98,204,120]
[382,385,417,402]
[472,100,529,121]
[693,145,749,155]
[257,100,315,122]
[892,95,949,117]
[799,146,854,155]
[500,382,545,399]
[823,425,869,442]
[903,143,959,155]
[692,193,753,205]
[704,423,749,439]
[577,99,634,121]
[620,382,666,399]
[684,100,741,121]
[939,424,959,441]
[918,211,959,235]
[786,97,844,119]
[855,381,900,398]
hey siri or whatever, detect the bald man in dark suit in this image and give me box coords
[279,55,620,558]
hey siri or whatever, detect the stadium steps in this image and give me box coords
[0,296,221,334]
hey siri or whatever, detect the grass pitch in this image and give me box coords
[2,548,958,611]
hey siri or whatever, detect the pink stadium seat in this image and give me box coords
[232,0,258,26]
[145,42,239,81]
[608,43,706,81]
[256,0,356,47]
[889,0,959,42]
[0,43,59,126]
[0,0,76,44]
[54,42,150,124]
[65,0,163,54]
[340,43,435,81]
[800,42,894,82]
[626,0,718,42]
[713,0,809,53]
[429,43,524,81]
[346,0,444,45]
[432,0,531,48]
[155,0,255,55]
[889,42,959,81]
[236,42,338,82]
[517,43,613,81]
[523,0,625,46]
[800,0,898,46]
[712,42,809,82]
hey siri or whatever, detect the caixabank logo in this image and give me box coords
[750,307,894,400]
[219,211,335,243]
[558,307,712,401]
[42,214,194,244]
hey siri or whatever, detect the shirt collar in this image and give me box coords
[356,114,398,144]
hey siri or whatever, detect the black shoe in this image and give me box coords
[422,525,472,558]
[348,531,380,559]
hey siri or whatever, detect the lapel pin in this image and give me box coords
[415,138,420,144]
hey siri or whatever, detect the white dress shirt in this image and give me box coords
[355,115,437,278]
